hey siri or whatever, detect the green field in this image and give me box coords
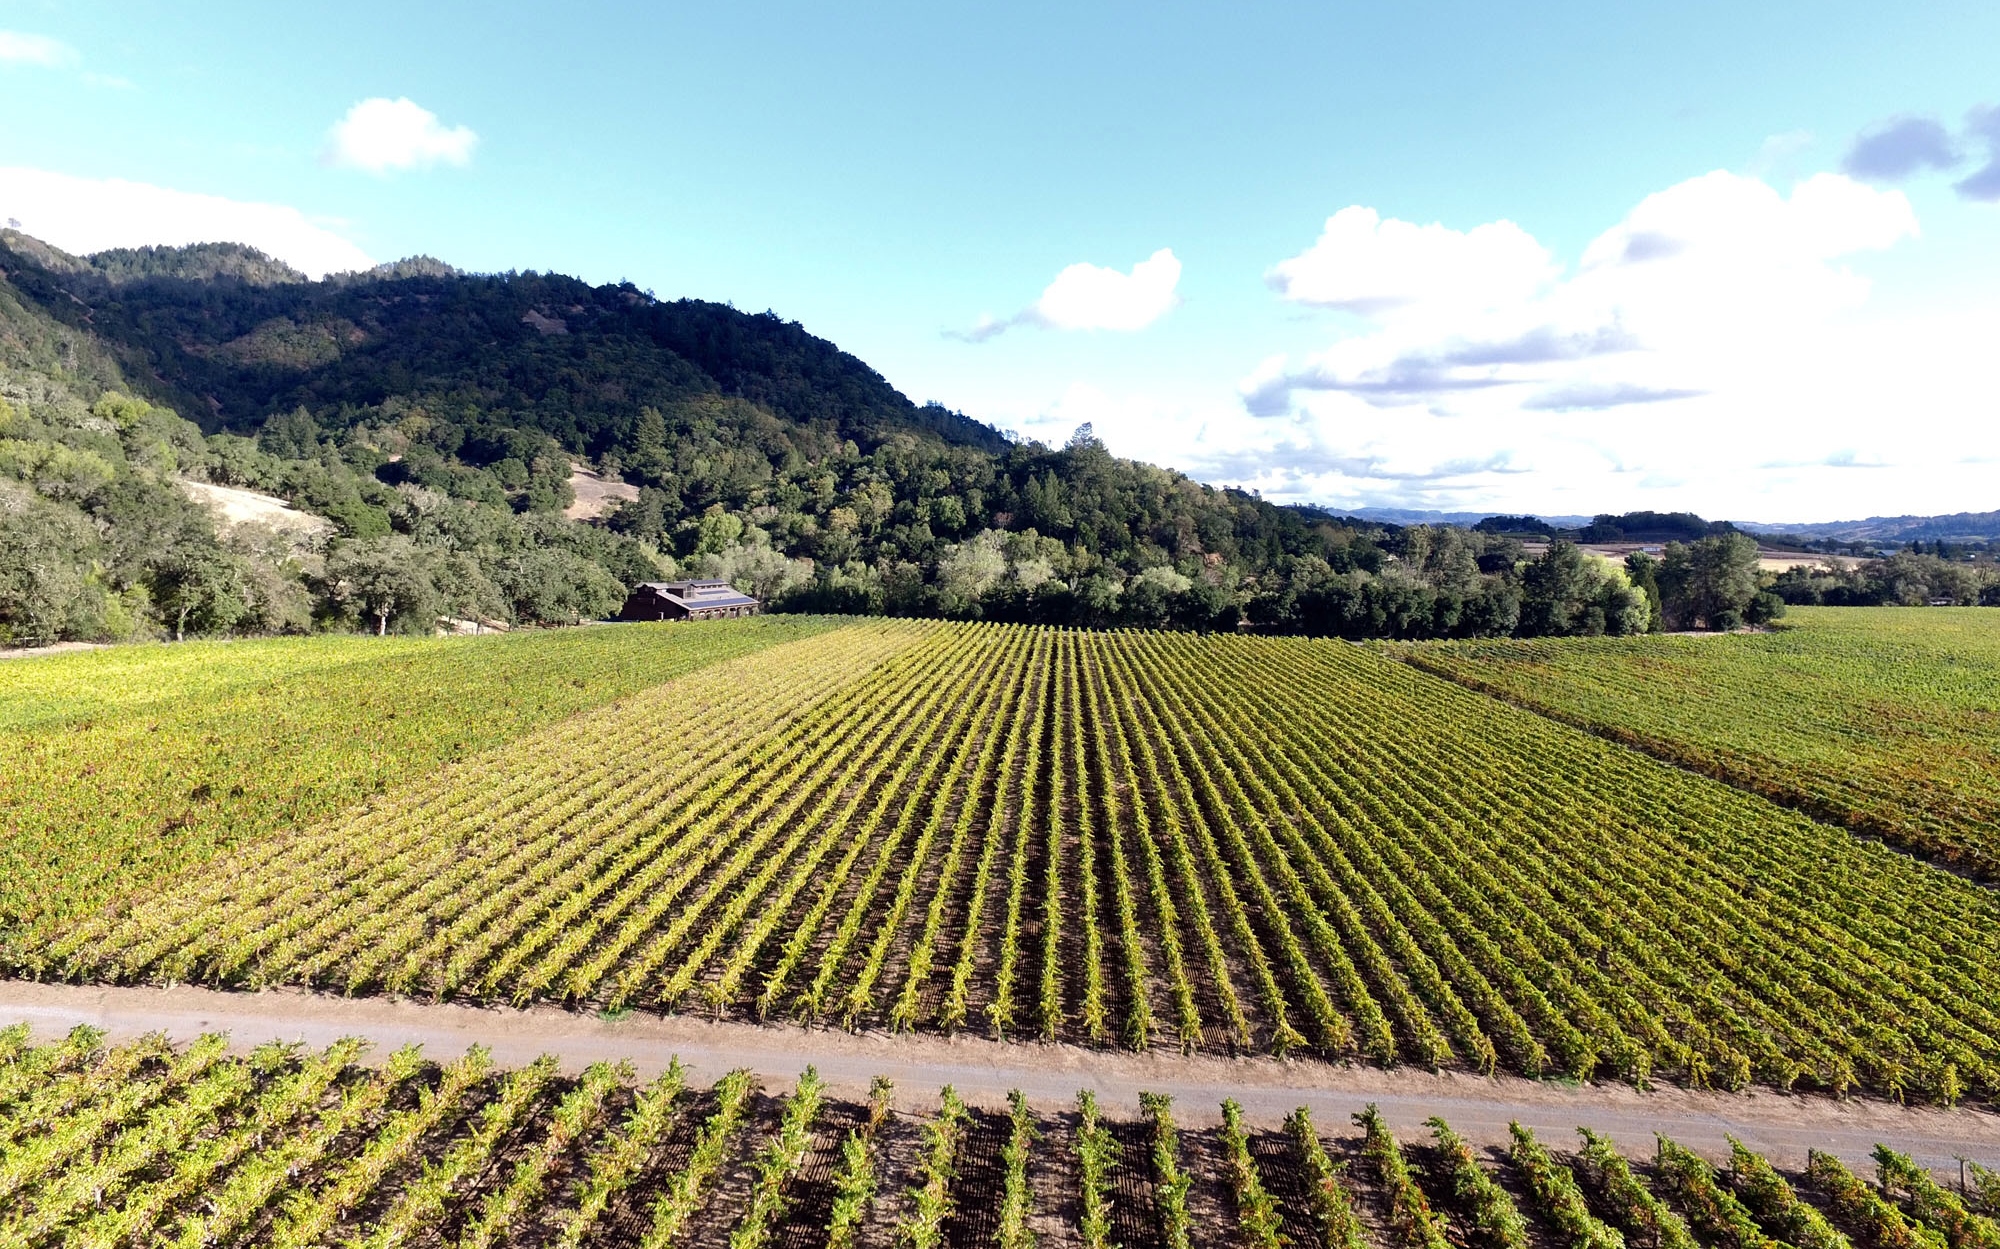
[0,617,833,957]
[14,615,2000,1103]
[0,1024,1989,1249]
[1401,607,2000,878]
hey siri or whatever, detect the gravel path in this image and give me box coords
[7,979,1997,1175]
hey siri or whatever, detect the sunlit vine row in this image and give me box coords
[0,1027,1993,1249]
[49,620,2000,1102]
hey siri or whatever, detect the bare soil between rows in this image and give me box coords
[4,978,1997,1174]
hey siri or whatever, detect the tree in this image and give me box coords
[496,548,624,625]
[522,453,576,513]
[690,505,745,556]
[1623,551,1664,633]
[226,525,315,635]
[0,489,105,646]
[1120,566,1192,629]
[150,547,248,641]
[1020,472,1073,535]
[327,536,441,635]
[1519,542,1592,636]
[1745,591,1787,625]
[258,407,322,460]
[935,529,1009,614]
[626,406,672,482]
[1657,533,1760,629]
[434,550,507,629]
[699,532,812,603]
[1520,541,1650,637]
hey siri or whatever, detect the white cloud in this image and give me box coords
[0,167,376,278]
[1035,247,1182,331]
[325,97,478,175]
[0,30,77,67]
[1266,207,1556,320]
[1248,170,1917,420]
[1034,168,2000,522]
[953,248,1181,341]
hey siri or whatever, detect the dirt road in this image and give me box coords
[6,979,1995,1175]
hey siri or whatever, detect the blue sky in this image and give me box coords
[3,0,1998,521]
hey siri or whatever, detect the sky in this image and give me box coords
[2,1,1998,523]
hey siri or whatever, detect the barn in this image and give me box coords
[618,579,761,621]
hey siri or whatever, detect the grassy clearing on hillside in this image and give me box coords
[6,1025,1988,1249]
[0,616,835,957]
[53,622,2000,1103]
[1399,607,2000,878]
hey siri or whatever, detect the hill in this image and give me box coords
[0,229,1008,455]
[1737,510,2000,544]
[1346,506,1595,528]
[2,228,1986,647]
[1360,506,2000,547]
[1,229,1396,645]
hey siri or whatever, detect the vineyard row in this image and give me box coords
[1399,608,2000,879]
[3,1026,1997,1249]
[46,621,2000,1103]
[0,614,834,952]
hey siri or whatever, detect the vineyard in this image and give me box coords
[2,1025,1996,1249]
[1400,607,2000,878]
[0,616,831,959]
[33,619,2000,1104]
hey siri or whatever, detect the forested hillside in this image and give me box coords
[0,228,1783,646]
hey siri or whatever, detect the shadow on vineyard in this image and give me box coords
[4,1001,2000,1244]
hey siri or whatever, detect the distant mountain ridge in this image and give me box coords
[1339,506,1597,529]
[1343,506,2000,544]
[1734,511,2000,543]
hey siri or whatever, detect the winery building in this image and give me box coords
[618,579,761,622]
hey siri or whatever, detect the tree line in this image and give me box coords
[1769,551,2000,608]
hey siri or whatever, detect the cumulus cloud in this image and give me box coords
[1840,116,1960,182]
[0,30,77,67]
[1129,167,1998,520]
[0,167,375,278]
[1246,170,1917,418]
[1038,248,1182,330]
[1259,323,1643,412]
[990,380,1541,514]
[1266,207,1556,318]
[325,97,478,175]
[1957,105,2000,202]
[988,260,2000,518]
[952,248,1181,341]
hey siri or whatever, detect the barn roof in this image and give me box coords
[634,581,760,610]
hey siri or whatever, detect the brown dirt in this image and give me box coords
[565,466,640,521]
[6,979,1998,1177]
[180,479,336,537]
